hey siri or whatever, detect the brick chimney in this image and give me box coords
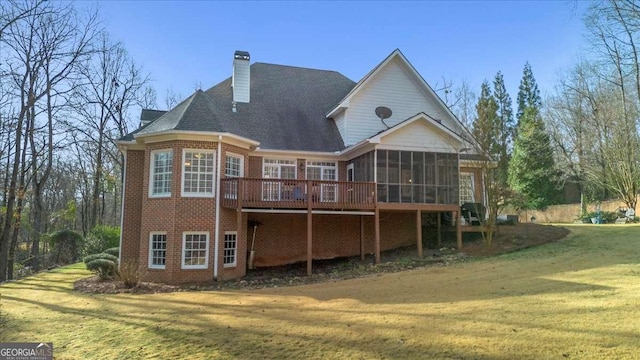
[232,50,250,110]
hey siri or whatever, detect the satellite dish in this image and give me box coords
[375,106,392,129]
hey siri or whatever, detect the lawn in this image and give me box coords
[1,225,639,359]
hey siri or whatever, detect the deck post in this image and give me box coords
[237,179,244,261]
[455,210,462,250]
[374,207,380,264]
[307,180,313,275]
[437,212,442,247]
[360,216,365,261]
[416,210,423,258]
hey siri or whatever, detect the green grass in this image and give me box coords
[1,224,639,359]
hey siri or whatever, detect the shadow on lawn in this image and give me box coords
[3,281,638,359]
[2,226,639,358]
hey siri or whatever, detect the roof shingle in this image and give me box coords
[124,62,356,152]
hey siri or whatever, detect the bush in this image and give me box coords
[86,258,117,280]
[84,225,120,255]
[580,211,618,224]
[49,229,84,265]
[83,253,118,264]
[104,247,119,257]
[118,259,139,288]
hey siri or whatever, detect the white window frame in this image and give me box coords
[262,158,297,179]
[223,231,237,268]
[305,161,338,181]
[306,160,338,202]
[181,232,209,269]
[224,153,244,200]
[149,149,173,198]
[262,158,297,201]
[225,153,244,178]
[181,149,216,198]
[459,172,475,204]
[148,232,167,269]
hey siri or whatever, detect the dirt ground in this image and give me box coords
[75,223,569,294]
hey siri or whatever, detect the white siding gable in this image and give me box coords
[334,112,346,145]
[378,120,458,153]
[342,57,459,146]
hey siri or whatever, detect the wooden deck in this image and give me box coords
[221,178,466,274]
[220,178,464,213]
[221,178,376,210]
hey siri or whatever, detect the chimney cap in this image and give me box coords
[234,50,250,60]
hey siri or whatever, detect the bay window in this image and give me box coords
[182,150,216,197]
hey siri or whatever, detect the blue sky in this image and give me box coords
[96,1,588,111]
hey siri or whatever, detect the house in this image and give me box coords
[117,49,485,284]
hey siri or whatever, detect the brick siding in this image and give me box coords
[121,141,480,284]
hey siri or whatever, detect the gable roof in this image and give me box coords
[122,63,356,152]
[326,49,468,135]
[369,112,465,145]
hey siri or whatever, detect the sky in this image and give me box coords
[93,1,589,112]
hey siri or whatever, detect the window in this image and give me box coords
[459,173,475,204]
[150,150,173,197]
[223,231,237,267]
[182,150,215,197]
[225,153,244,178]
[262,158,296,201]
[306,161,337,202]
[263,158,296,179]
[224,153,244,199]
[182,232,209,269]
[148,232,167,269]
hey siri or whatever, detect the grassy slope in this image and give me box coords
[1,225,638,359]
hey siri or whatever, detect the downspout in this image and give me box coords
[373,148,377,183]
[213,136,222,280]
[457,152,461,205]
[117,147,127,268]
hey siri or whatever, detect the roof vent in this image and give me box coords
[232,50,250,106]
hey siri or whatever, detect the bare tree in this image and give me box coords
[578,0,640,210]
[450,80,477,130]
[69,31,149,232]
[164,87,182,109]
[0,0,97,280]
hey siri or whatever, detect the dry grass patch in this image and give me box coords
[1,224,639,359]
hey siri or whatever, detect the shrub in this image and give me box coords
[86,259,117,280]
[84,225,120,255]
[83,253,118,264]
[580,211,618,224]
[118,260,139,288]
[104,247,119,257]
[49,229,84,265]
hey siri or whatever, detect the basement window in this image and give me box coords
[148,232,167,269]
[182,232,209,269]
[223,231,237,268]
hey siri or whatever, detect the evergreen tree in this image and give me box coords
[509,63,559,209]
[472,81,500,157]
[471,81,507,247]
[493,71,514,186]
[516,62,541,122]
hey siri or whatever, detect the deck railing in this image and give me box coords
[221,178,376,210]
